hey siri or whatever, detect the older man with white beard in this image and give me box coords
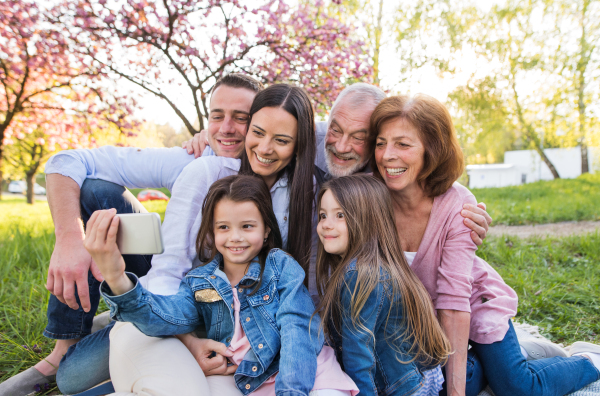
[314,83,384,178]
[185,82,491,243]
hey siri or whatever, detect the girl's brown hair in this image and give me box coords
[195,175,283,294]
[315,174,451,366]
[368,94,464,197]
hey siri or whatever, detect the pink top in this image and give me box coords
[410,183,518,344]
[228,288,358,396]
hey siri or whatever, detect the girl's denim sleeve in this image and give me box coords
[340,270,385,396]
[100,272,203,337]
[274,252,323,396]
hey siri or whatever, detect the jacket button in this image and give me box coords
[238,288,243,293]
[246,317,250,322]
[263,295,269,301]
[284,216,287,221]
[245,384,251,390]
[226,337,231,343]
[258,344,263,349]
[252,366,257,372]
[231,303,234,308]
[210,276,216,279]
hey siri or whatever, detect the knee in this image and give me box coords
[80,179,126,208]
[80,179,142,222]
[57,354,110,394]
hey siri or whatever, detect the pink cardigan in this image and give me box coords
[410,183,518,344]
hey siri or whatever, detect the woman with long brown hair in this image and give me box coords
[315,174,452,396]
[368,94,600,396]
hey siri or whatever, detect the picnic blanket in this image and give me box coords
[62,314,600,396]
[478,322,600,396]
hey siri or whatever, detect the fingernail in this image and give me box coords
[110,208,117,213]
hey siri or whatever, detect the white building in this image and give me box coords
[466,146,597,189]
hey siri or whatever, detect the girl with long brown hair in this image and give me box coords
[315,174,452,396]
[85,175,358,396]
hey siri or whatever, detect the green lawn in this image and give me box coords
[1,192,600,392]
[471,173,600,225]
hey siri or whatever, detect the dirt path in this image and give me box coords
[488,220,600,238]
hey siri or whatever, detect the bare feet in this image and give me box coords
[34,338,79,376]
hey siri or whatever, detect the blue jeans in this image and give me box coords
[46,179,153,394]
[441,321,600,396]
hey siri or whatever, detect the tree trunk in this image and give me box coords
[580,142,589,174]
[511,80,560,178]
[577,0,590,174]
[533,145,560,179]
[25,171,35,204]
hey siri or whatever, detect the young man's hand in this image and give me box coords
[83,209,133,295]
[47,236,103,312]
[182,129,208,158]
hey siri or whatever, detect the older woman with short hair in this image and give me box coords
[367,94,600,396]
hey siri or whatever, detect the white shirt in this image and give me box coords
[404,251,417,267]
[44,146,294,295]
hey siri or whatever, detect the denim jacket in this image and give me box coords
[330,260,434,396]
[101,249,324,396]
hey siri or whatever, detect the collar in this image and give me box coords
[271,173,289,191]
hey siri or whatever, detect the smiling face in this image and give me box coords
[317,190,349,256]
[374,117,426,195]
[324,101,375,177]
[245,106,298,189]
[213,198,270,282]
[207,85,257,158]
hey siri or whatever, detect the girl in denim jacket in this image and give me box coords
[315,174,452,396]
[85,175,358,396]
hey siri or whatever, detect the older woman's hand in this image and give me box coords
[461,202,492,246]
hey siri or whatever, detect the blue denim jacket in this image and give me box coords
[331,260,434,396]
[101,249,324,396]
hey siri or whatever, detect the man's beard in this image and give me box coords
[324,144,368,177]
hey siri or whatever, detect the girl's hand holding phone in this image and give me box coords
[84,209,134,295]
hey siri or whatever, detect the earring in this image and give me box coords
[264,238,267,243]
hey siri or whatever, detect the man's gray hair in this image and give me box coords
[328,83,386,125]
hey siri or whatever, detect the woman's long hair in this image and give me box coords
[315,174,451,366]
[239,84,316,286]
[195,175,283,294]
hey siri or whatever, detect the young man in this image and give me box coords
[0,74,263,396]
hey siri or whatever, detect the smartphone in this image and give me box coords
[116,213,165,255]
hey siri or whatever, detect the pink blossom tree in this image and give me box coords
[52,0,373,135]
[0,0,138,200]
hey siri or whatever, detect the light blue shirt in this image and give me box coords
[44,145,292,295]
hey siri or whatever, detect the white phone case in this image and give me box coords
[115,213,165,255]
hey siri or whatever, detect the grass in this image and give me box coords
[471,173,600,225]
[1,192,599,392]
[0,195,167,394]
[479,233,600,344]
